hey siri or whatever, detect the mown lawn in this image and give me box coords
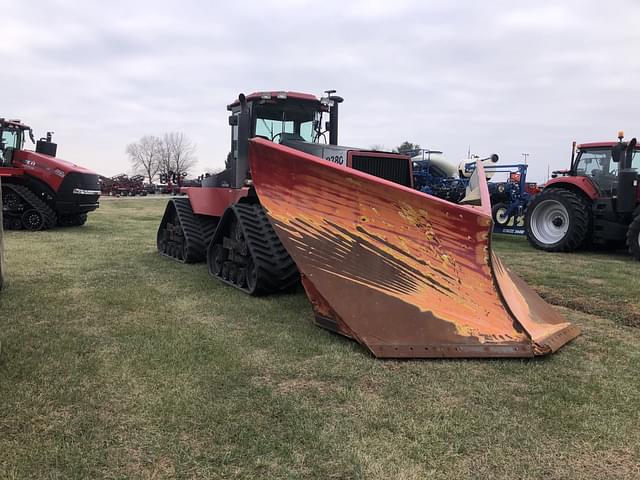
[1,198,639,479]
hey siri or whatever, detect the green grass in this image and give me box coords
[1,198,639,479]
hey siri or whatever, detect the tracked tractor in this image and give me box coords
[0,119,100,230]
[526,133,640,259]
[157,90,579,358]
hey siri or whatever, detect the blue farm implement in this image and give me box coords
[413,155,537,235]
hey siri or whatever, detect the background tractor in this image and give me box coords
[412,151,535,234]
[0,119,100,230]
[525,133,640,259]
[155,90,578,358]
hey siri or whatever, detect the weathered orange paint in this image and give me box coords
[248,138,579,358]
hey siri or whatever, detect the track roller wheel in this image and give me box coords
[246,259,258,293]
[209,244,226,275]
[21,209,46,231]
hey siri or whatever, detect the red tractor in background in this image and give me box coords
[0,118,100,230]
[525,133,640,259]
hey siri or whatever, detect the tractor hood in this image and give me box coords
[14,150,96,175]
[12,150,98,192]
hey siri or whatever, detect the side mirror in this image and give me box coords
[228,115,238,126]
[612,143,623,163]
[626,138,637,168]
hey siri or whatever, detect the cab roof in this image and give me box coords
[578,141,639,149]
[227,91,320,110]
[0,118,31,130]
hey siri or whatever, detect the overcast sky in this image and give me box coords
[3,0,639,182]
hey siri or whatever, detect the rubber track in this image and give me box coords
[198,214,219,248]
[161,198,208,263]
[213,203,299,295]
[3,183,57,230]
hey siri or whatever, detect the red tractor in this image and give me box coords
[0,119,100,230]
[525,133,640,259]
[155,90,579,358]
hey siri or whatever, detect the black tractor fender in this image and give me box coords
[3,174,57,207]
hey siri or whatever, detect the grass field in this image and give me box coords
[1,198,639,479]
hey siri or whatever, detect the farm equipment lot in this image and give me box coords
[1,199,639,479]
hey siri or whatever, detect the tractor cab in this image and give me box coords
[0,119,33,166]
[204,91,413,190]
[208,91,339,189]
[571,136,640,197]
[0,119,59,167]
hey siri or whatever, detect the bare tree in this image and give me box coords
[126,135,162,183]
[159,132,197,177]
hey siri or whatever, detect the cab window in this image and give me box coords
[1,130,20,149]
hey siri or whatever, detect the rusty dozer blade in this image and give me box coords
[248,138,580,358]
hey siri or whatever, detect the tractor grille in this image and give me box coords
[58,172,100,194]
[351,154,412,187]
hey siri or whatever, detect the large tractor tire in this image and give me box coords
[627,216,640,260]
[525,188,591,252]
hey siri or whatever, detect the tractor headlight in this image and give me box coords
[73,188,101,195]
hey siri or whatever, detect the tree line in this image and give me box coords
[126,135,422,184]
[370,141,422,155]
[126,132,197,183]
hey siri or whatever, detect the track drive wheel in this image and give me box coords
[627,215,640,261]
[492,203,511,227]
[525,189,591,252]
